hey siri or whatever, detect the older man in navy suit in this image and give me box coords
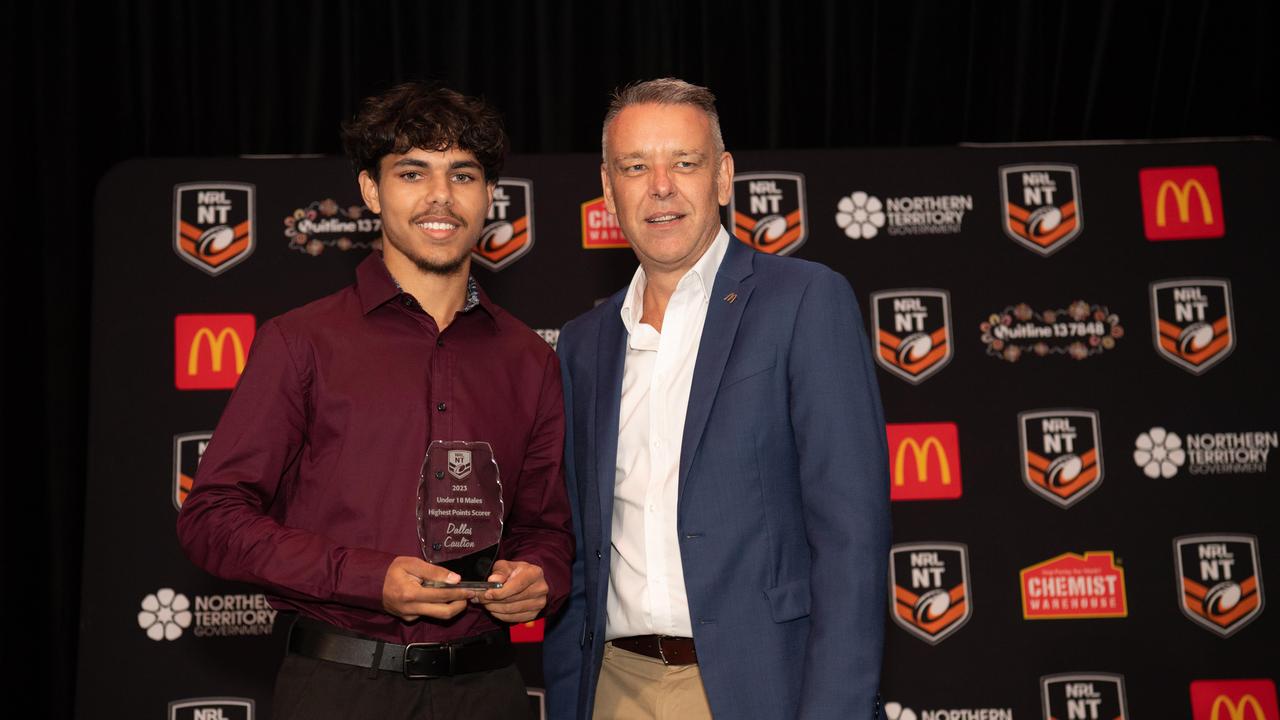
[543,78,890,720]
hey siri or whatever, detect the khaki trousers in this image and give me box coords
[592,643,714,720]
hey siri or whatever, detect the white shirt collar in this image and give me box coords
[620,226,731,335]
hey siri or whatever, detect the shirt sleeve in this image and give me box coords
[498,347,574,616]
[176,319,395,611]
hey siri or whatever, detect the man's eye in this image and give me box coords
[625,164,646,173]
[452,173,476,183]
[400,171,421,181]
[675,161,696,169]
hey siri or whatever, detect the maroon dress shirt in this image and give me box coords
[177,253,573,644]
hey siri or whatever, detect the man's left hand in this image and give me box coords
[475,560,547,623]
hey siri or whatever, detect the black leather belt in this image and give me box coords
[287,617,514,679]
[611,634,698,665]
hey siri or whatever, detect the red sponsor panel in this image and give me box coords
[175,314,256,390]
[580,196,629,249]
[1020,551,1127,619]
[886,423,962,501]
[1191,679,1278,720]
[509,618,545,643]
[1140,166,1225,241]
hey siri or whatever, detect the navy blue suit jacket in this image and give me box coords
[543,237,890,719]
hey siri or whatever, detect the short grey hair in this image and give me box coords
[601,78,725,160]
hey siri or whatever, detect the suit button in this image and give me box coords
[596,550,602,559]
[587,632,594,642]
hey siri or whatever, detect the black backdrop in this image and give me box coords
[3,1,1278,716]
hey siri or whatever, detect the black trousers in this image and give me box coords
[271,653,532,720]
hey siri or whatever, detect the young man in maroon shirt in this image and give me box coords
[177,82,572,720]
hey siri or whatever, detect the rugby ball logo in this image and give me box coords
[1150,278,1235,374]
[174,182,256,276]
[1019,409,1104,509]
[1175,534,1264,637]
[889,542,971,644]
[871,289,954,384]
[1000,163,1083,256]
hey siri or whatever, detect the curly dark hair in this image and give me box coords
[341,82,507,183]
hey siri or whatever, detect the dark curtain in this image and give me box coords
[2,1,1274,714]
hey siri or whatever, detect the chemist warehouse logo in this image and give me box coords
[1041,673,1128,720]
[473,179,534,271]
[728,172,808,255]
[1175,534,1265,637]
[1019,409,1103,509]
[1190,679,1279,720]
[1151,278,1235,374]
[889,542,971,644]
[168,697,254,720]
[1020,551,1127,620]
[871,290,953,384]
[1001,164,1083,256]
[137,587,278,641]
[174,182,255,276]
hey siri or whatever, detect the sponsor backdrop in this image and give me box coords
[82,141,1276,719]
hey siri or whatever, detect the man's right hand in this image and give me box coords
[381,556,476,622]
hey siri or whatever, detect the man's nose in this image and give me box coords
[649,166,674,200]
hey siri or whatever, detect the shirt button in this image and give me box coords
[437,402,447,412]
[402,296,413,307]
[435,471,444,479]
[436,338,445,347]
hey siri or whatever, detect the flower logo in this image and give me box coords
[1133,427,1185,479]
[138,588,192,641]
[835,191,886,239]
[883,703,918,720]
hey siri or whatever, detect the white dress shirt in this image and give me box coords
[605,227,731,641]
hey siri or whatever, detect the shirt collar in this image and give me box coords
[355,252,497,321]
[620,226,731,334]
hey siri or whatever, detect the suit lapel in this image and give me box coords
[594,294,627,543]
[679,238,756,502]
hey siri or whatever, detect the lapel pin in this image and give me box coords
[724,292,738,304]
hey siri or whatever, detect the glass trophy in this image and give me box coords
[417,441,505,588]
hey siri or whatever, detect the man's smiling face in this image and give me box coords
[601,102,732,275]
[359,146,494,276]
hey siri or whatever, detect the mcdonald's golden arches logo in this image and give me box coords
[174,314,256,390]
[1190,679,1278,720]
[1139,166,1225,241]
[886,423,962,501]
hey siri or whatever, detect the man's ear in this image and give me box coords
[716,152,735,206]
[357,170,381,214]
[601,163,617,215]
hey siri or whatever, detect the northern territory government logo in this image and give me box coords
[1175,534,1264,637]
[871,289,953,384]
[889,542,971,644]
[473,179,534,271]
[1000,164,1082,256]
[174,182,255,275]
[836,190,973,239]
[1139,165,1225,241]
[1133,427,1276,479]
[1151,278,1235,374]
[1019,409,1104,509]
[729,172,807,255]
[883,700,1013,720]
[137,588,278,641]
[172,431,212,510]
[981,300,1122,362]
[1190,679,1279,720]
[886,422,962,501]
[168,697,254,720]
[1041,673,1128,720]
[1020,551,1127,620]
[283,198,382,256]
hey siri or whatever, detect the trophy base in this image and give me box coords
[436,543,499,582]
